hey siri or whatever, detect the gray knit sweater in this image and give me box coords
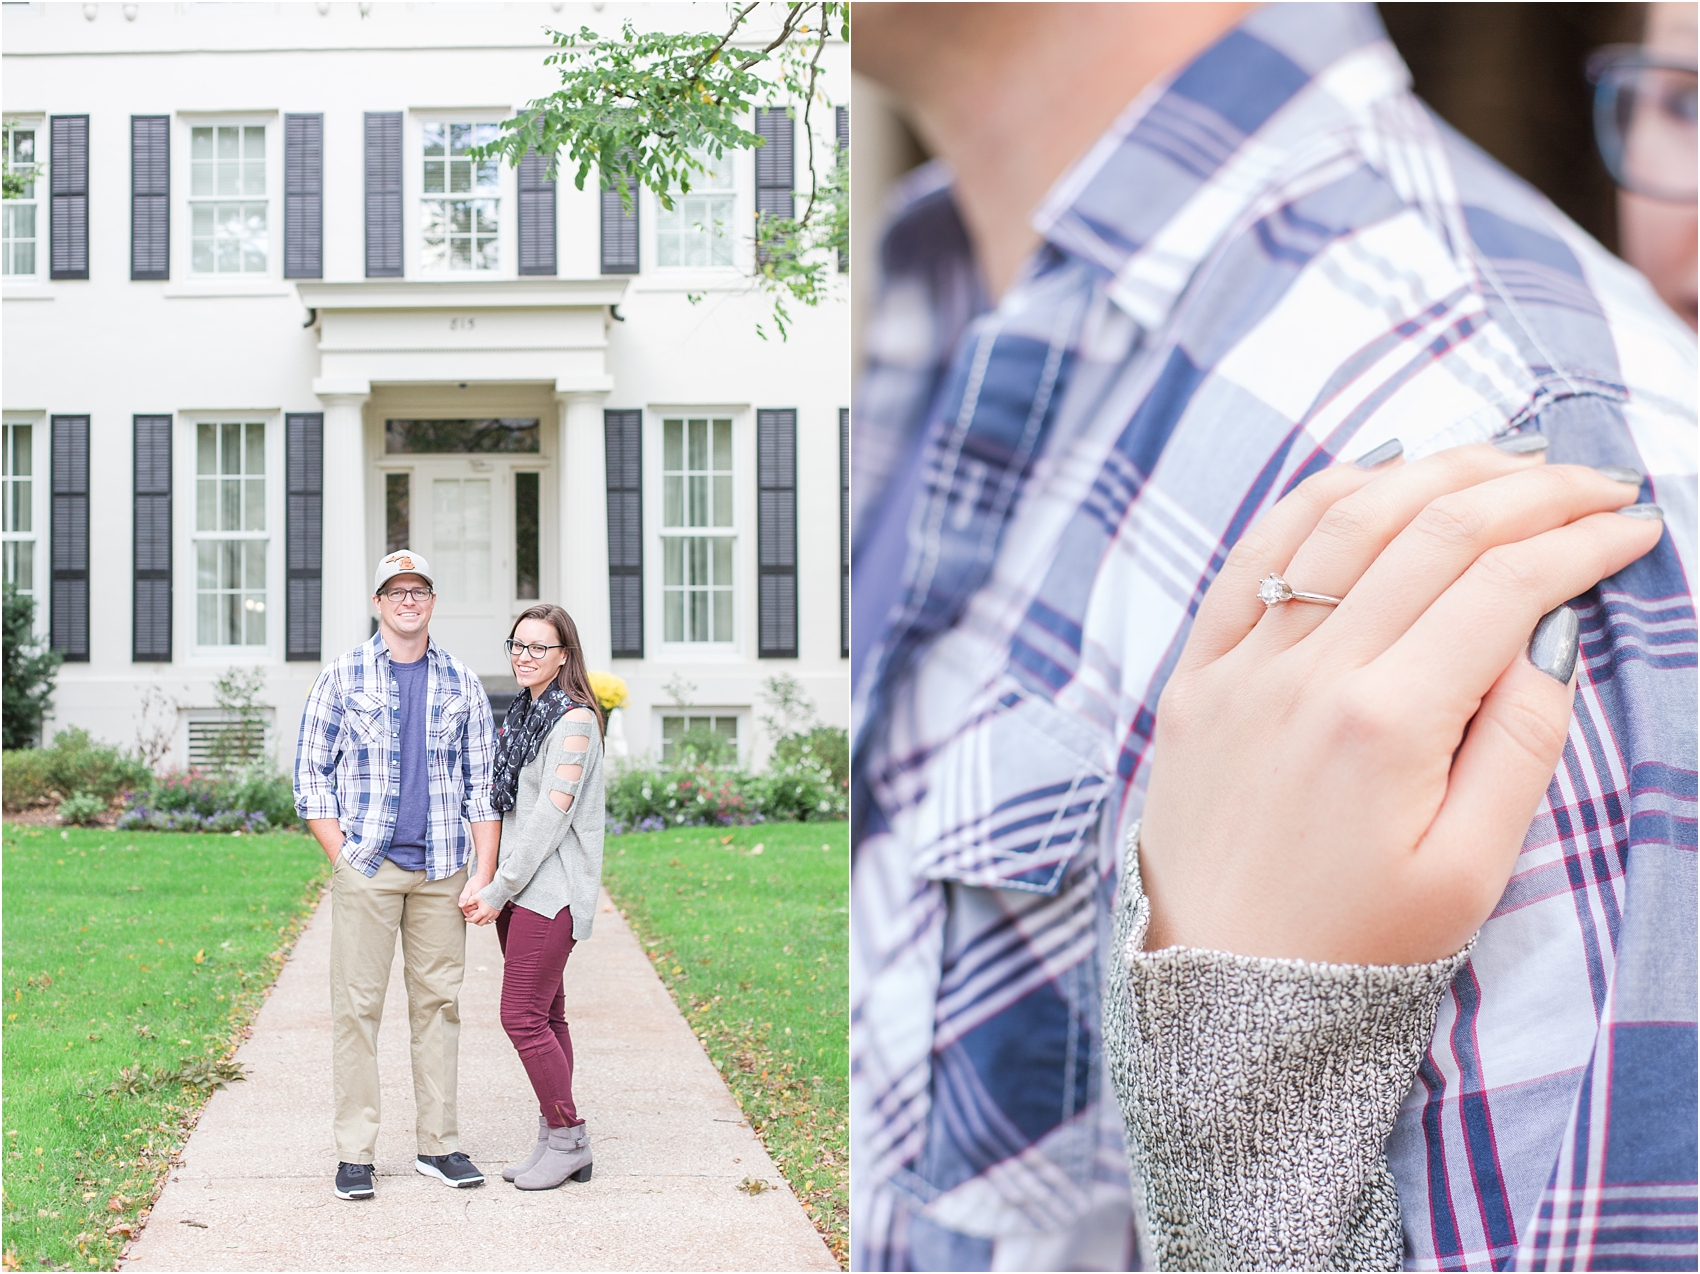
[1104,824,1472,1271]
[476,710,605,941]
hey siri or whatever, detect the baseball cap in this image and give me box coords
[374,549,435,594]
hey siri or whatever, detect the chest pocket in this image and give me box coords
[343,691,387,746]
[433,692,469,748]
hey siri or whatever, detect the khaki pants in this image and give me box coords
[329,856,468,1163]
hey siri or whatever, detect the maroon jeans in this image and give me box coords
[495,902,582,1128]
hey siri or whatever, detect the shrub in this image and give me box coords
[606,762,755,835]
[673,723,738,768]
[115,765,296,835]
[57,791,107,826]
[1,747,53,809]
[2,728,152,810]
[771,725,848,793]
[2,585,60,750]
[747,748,847,822]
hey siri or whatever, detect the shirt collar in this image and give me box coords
[1027,2,1408,329]
[367,629,441,667]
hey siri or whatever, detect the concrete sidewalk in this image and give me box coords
[120,885,837,1272]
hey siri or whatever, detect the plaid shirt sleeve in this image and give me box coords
[459,671,498,825]
[293,664,344,823]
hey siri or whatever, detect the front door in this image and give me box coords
[376,461,545,679]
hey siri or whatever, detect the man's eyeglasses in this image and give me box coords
[379,587,434,603]
[504,639,567,659]
[1588,46,1697,203]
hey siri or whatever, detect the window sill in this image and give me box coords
[2,284,52,301]
[163,280,295,299]
[633,271,747,294]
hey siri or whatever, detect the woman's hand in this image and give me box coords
[1138,440,1663,966]
[465,898,501,926]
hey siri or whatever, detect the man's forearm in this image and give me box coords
[468,819,500,883]
[306,818,345,865]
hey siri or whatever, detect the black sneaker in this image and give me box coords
[416,1151,485,1188]
[334,1162,375,1200]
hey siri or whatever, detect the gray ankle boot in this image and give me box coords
[514,1120,592,1190]
[502,1116,549,1183]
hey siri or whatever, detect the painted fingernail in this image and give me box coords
[1493,432,1550,455]
[1354,438,1404,469]
[1594,464,1643,485]
[1527,606,1580,685]
[1617,502,1664,520]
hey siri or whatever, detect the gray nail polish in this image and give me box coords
[1354,438,1403,470]
[1493,432,1550,455]
[1594,464,1643,485]
[1618,502,1664,520]
[1527,606,1580,685]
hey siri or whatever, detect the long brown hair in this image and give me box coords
[508,604,605,736]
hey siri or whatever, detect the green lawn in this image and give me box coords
[1,826,329,1272]
[602,822,848,1267]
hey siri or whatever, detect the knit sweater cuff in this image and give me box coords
[1103,823,1472,1272]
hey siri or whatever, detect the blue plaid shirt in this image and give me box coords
[851,5,1698,1270]
[294,632,498,880]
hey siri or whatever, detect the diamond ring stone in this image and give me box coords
[1257,573,1343,608]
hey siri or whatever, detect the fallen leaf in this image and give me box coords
[193,950,205,964]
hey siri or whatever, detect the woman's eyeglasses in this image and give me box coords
[505,639,567,659]
[1588,46,1697,203]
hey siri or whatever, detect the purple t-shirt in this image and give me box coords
[385,654,429,872]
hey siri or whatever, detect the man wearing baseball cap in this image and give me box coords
[294,549,501,1200]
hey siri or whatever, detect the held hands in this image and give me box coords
[1138,440,1664,966]
[458,877,500,926]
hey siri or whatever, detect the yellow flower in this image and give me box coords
[588,670,628,712]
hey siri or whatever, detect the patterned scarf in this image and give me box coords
[490,683,572,814]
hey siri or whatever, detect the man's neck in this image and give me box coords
[380,624,429,664]
[860,3,1258,300]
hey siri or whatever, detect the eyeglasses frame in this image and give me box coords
[1586,44,1698,203]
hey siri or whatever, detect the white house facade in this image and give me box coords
[2,1,849,771]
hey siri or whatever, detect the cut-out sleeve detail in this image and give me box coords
[477,711,604,918]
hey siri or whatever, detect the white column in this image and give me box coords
[315,385,371,658]
[556,390,611,670]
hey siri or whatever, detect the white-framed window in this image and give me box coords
[422,121,500,272]
[655,147,735,268]
[189,123,270,275]
[661,415,736,643]
[659,712,741,765]
[2,420,39,601]
[3,119,41,278]
[193,421,269,648]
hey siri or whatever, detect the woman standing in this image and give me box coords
[460,603,605,1191]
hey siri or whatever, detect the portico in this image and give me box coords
[298,279,627,682]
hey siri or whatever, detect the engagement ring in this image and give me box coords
[1257,573,1343,608]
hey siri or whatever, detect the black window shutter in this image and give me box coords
[51,415,90,660]
[839,406,849,658]
[130,116,169,281]
[285,113,324,279]
[836,105,848,273]
[364,111,403,278]
[754,107,795,264]
[600,170,638,274]
[132,415,172,661]
[50,115,90,280]
[757,408,797,659]
[286,413,324,662]
[604,409,643,658]
[517,144,556,276]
